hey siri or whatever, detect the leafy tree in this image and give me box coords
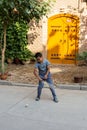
[0,0,51,74]
[6,20,33,62]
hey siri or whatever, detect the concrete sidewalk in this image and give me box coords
[0,85,87,130]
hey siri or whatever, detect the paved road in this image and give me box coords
[0,85,87,130]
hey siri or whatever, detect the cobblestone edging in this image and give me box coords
[0,80,87,91]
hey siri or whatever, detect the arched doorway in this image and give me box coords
[47,14,79,64]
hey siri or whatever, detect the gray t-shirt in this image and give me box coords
[35,59,50,75]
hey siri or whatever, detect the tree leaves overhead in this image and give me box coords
[0,0,51,24]
[0,0,53,74]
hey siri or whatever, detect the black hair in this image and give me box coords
[35,52,42,58]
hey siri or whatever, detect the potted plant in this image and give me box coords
[76,51,87,66]
[73,52,87,83]
[0,62,8,80]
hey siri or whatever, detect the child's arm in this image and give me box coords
[44,65,50,79]
[34,68,42,81]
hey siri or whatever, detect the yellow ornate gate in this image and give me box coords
[47,14,79,64]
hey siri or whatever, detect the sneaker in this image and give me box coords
[35,97,40,101]
[53,97,58,103]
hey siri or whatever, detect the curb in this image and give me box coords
[0,80,37,87]
[56,84,87,91]
[0,80,87,91]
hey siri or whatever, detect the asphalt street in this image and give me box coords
[0,85,87,130]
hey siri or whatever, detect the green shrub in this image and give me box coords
[5,20,34,62]
[76,51,87,63]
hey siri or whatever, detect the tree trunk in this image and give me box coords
[1,23,7,74]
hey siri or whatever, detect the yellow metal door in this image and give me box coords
[47,14,79,64]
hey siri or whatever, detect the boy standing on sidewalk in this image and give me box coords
[34,52,58,103]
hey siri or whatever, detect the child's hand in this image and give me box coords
[44,74,48,79]
[39,77,43,81]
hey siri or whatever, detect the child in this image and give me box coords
[34,52,58,103]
